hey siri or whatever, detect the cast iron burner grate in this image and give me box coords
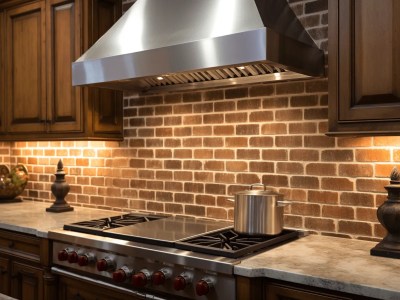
[175,229,299,258]
[64,214,166,236]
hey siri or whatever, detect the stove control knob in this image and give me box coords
[78,253,95,267]
[68,251,79,264]
[112,266,132,283]
[132,269,152,288]
[196,277,215,296]
[173,272,193,291]
[57,248,73,261]
[152,268,172,285]
[96,257,115,272]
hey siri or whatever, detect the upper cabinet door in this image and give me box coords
[46,0,82,132]
[328,0,400,136]
[5,2,47,133]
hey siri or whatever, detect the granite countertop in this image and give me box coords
[0,200,122,238]
[235,234,400,300]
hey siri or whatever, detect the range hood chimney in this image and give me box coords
[72,0,325,93]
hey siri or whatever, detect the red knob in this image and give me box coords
[96,257,114,272]
[152,271,166,285]
[132,270,150,288]
[113,269,127,283]
[57,249,69,261]
[68,251,79,264]
[173,275,187,291]
[196,280,211,296]
[78,255,89,266]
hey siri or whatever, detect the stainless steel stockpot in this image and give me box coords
[232,184,290,236]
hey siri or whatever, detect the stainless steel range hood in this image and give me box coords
[72,0,325,93]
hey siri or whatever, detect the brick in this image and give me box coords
[249,162,274,173]
[237,99,261,110]
[155,171,172,181]
[277,162,304,174]
[164,160,182,170]
[147,181,163,190]
[249,137,274,148]
[305,217,335,232]
[214,101,236,112]
[263,97,289,109]
[156,128,172,137]
[337,137,372,147]
[213,125,234,136]
[204,90,224,101]
[291,176,319,189]
[289,122,317,134]
[322,205,354,219]
[203,114,224,124]
[155,149,172,158]
[374,136,400,146]
[304,135,335,148]
[236,124,259,135]
[262,149,288,161]
[375,164,395,178]
[275,109,303,121]
[194,171,213,182]
[215,149,235,159]
[262,175,289,187]
[173,104,192,114]
[203,137,224,147]
[261,123,287,135]
[145,95,163,105]
[183,92,202,102]
[215,173,235,183]
[146,160,162,169]
[249,111,274,122]
[175,193,194,203]
[130,159,145,168]
[194,103,213,113]
[356,179,387,193]
[138,107,154,116]
[184,182,204,193]
[304,108,328,120]
[138,149,153,158]
[356,149,390,162]
[225,112,248,123]
[165,203,184,214]
[280,188,307,202]
[374,224,387,238]
[196,195,216,206]
[275,136,302,148]
[184,205,206,217]
[290,149,319,161]
[156,191,173,202]
[225,87,248,99]
[306,163,336,176]
[284,215,303,228]
[356,208,378,222]
[339,164,373,177]
[340,192,375,207]
[226,161,248,172]
[165,93,182,103]
[205,184,226,195]
[290,95,318,107]
[321,177,353,191]
[305,79,328,93]
[183,115,202,125]
[321,150,353,162]
[338,220,372,236]
[183,160,202,170]
[308,190,339,205]
[193,126,212,136]
[182,138,202,148]
[305,0,328,14]
[236,173,261,185]
[174,149,192,159]
[291,203,320,216]
[237,149,260,160]
[194,149,213,159]
[204,161,224,171]
[173,127,191,137]
[249,84,275,97]
[147,201,164,212]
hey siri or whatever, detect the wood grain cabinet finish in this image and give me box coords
[0,0,123,141]
[328,0,400,136]
[0,229,56,300]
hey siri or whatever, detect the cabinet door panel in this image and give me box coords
[47,0,82,132]
[90,0,123,136]
[5,2,46,133]
[0,257,10,295]
[10,261,43,300]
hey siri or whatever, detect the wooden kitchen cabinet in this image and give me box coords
[237,277,376,300]
[328,0,400,136]
[0,229,56,300]
[0,0,123,141]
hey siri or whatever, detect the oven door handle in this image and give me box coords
[51,266,168,300]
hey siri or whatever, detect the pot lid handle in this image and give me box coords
[249,183,267,191]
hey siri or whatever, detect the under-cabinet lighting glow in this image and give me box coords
[157,76,164,80]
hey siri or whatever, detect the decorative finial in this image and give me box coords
[390,167,400,183]
[46,159,73,213]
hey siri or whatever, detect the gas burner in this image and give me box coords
[64,213,166,235]
[176,228,299,258]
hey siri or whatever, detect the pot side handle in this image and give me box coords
[277,200,292,207]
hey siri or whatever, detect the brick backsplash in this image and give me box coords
[2,0,394,241]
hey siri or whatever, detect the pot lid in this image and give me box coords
[235,184,281,196]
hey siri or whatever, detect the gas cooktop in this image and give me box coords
[62,214,299,258]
